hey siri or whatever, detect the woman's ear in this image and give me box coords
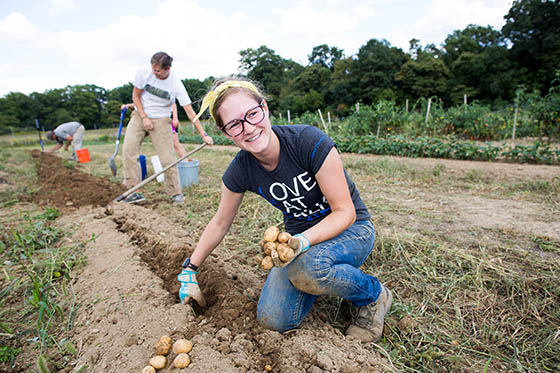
[262,99,269,116]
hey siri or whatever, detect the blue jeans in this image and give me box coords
[257,219,380,332]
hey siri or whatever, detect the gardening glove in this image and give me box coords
[271,233,311,267]
[177,268,206,307]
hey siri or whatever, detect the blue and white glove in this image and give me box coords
[271,233,311,267]
[177,259,206,307]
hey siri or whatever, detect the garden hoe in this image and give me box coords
[108,107,127,176]
[110,142,208,205]
[35,119,44,151]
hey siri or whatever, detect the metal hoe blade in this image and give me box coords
[109,108,127,176]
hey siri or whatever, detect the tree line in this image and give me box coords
[0,0,558,134]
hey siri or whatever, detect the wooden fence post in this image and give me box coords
[356,103,360,112]
[327,111,331,125]
[512,93,519,143]
[424,97,432,128]
[318,109,328,134]
[464,94,468,113]
[287,110,291,124]
[405,99,409,113]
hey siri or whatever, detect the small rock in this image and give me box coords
[216,327,232,342]
[125,336,137,347]
[308,366,323,373]
[398,315,418,331]
[315,353,333,371]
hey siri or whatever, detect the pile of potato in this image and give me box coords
[142,335,194,371]
[259,226,295,269]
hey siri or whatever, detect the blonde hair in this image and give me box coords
[193,77,265,127]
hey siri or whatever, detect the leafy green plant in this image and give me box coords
[0,345,21,364]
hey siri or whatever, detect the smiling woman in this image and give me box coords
[177,76,393,344]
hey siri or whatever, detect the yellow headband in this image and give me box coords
[192,80,261,124]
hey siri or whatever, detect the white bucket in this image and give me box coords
[177,159,199,189]
[150,155,165,182]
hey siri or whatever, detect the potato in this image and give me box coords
[277,243,295,262]
[149,355,166,369]
[262,241,277,256]
[142,366,156,373]
[173,353,191,368]
[260,256,273,270]
[264,226,280,242]
[154,335,172,355]
[172,339,193,354]
[277,232,292,243]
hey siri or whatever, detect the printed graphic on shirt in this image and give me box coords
[258,171,331,221]
[144,84,171,100]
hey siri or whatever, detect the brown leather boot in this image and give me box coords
[346,284,393,342]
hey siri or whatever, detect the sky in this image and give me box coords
[0,0,513,97]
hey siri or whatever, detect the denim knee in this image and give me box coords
[287,252,330,296]
[256,303,294,333]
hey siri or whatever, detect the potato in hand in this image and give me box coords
[259,226,300,269]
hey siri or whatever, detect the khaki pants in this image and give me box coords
[71,125,85,159]
[122,111,180,196]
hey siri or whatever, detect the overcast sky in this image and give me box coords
[0,0,513,97]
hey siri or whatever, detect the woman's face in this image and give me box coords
[152,64,170,80]
[217,91,272,154]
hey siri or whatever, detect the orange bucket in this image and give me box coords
[76,148,90,163]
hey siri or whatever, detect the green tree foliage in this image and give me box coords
[239,46,303,110]
[107,82,133,104]
[395,53,450,100]
[308,44,344,70]
[64,84,107,128]
[442,25,518,104]
[350,39,408,104]
[502,0,560,93]
[0,92,36,131]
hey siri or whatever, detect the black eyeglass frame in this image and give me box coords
[219,102,265,137]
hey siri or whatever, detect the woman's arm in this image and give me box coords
[182,103,214,145]
[300,147,356,245]
[120,103,135,110]
[189,183,244,266]
[171,102,180,130]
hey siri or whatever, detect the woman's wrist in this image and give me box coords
[182,257,199,271]
[141,115,148,120]
[202,132,208,137]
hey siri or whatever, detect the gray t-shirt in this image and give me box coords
[222,125,371,234]
[53,122,82,144]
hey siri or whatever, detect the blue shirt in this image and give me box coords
[222,125,371,234]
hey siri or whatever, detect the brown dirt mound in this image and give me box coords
[108,203,386,372]
[28,150,127,210]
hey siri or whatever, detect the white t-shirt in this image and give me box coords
[134,67,192,118]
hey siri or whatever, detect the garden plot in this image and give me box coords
[1,146,558,372]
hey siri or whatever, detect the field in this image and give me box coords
[0,135,559,372]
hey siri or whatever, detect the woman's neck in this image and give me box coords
[253,131,280,171]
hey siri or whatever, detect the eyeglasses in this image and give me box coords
[220,102,265,137]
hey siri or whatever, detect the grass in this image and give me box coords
[1,139,559,372]
[0,147,87,372]
[371,235,559,372]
